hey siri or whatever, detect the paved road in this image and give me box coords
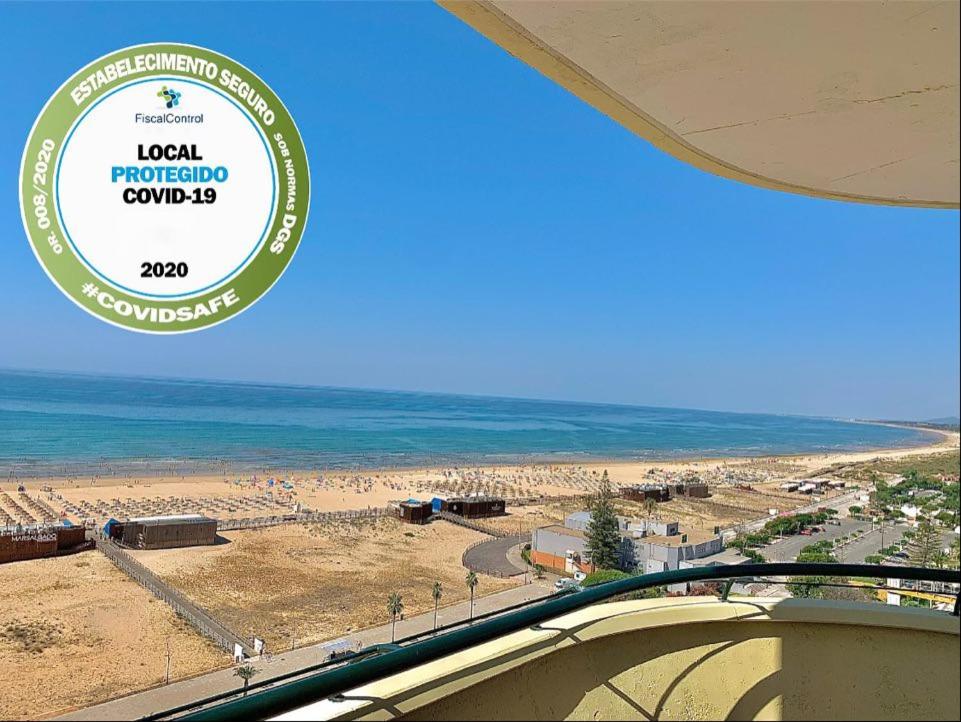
[764,522,956,564]
[56,580,554,721]
[763,519,870,562]
[463,534,529,576]
[835,524,910,563]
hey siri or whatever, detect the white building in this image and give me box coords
[900,504,921,519]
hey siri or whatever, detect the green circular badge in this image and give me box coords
[19,43,309,333]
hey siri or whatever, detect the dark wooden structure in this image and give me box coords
[440,499,464,516]
[0,525,90,565]
[399,501,434,525]
[440,497,506,519]
[672,483,711,498]
[117,516,218,550]
[620,485,671,503]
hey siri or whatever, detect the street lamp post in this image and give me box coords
[165,638,171,685]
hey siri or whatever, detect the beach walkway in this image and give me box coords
[55,579,555,721]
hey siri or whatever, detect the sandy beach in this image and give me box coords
[129,516,518,650]
[8,427,955,529]
[0,552,229,720]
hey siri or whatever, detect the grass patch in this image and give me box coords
[0,618,65,654]
[837,450,959,480]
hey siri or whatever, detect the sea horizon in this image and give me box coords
[0,369,941,479]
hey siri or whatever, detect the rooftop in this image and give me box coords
[681,547,753,567]
[638,529,720,547]
[128,515,216,526]
[540,524,586,540]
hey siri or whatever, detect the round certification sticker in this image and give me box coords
[19,43,309,333]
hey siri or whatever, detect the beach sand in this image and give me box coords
[11,428,956,529]
[0,551,229,720]
[129,516,519,650]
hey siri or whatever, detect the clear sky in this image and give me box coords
[1,1,958,420]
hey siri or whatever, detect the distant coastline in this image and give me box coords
[0,415,942,479]
[1,370,954,480]
[16,427,959,495]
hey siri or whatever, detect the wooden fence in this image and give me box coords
[217,506,392,531]
[97,539,252,656]
[508,493,593,507]
[432,511,508,538]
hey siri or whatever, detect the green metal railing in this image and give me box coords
[155,563,959,721]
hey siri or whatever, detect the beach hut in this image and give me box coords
[119,514,218,549]
[442,497,506,519]
[439,498,463,515]
[399,501,433,525]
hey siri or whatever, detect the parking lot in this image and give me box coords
[764,519,871,562]
[764,521,957,565]
[835,524,911,563]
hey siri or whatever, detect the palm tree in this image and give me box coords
[465,571,479,621]
[431,582,443,631]
[387,592,404,643]
[233,663,258,697]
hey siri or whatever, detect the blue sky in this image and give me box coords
[1,1,958,420]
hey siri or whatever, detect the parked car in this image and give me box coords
[553,578,578,591]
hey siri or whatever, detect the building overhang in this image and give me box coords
[439,1,960,209]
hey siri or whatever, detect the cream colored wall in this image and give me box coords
[439,1,959,209]
[401,621,958,720]
[279,597,959,721]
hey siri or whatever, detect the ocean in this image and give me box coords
[0,370,934,477]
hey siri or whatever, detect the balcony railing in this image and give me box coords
[151,562,959,721]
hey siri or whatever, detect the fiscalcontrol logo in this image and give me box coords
[157,85,182,108]
[19,43,310,333]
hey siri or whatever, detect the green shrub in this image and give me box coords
[581,569,631,587]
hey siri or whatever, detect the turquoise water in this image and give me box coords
[0,370,933,477]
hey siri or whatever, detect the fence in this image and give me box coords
[97,539,252,656]
[433,511,508,538]
[508,493,592,507]
[217,507,392,532]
